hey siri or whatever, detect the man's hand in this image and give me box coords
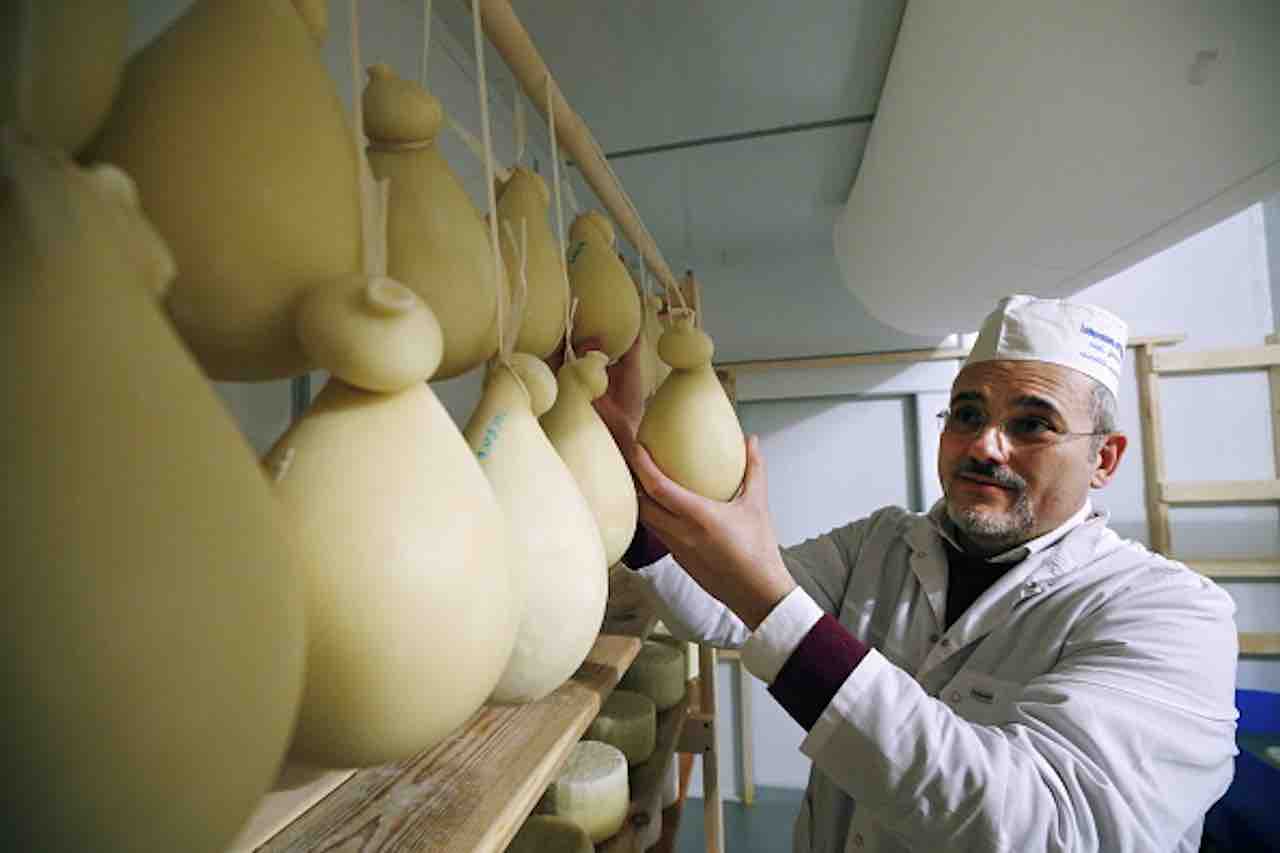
[630,434,796,630]
[587,335,646,459]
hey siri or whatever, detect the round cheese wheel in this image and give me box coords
[620,640,687,711]
[587,689,657,765]
[507,815,593,853]
[537,741,630,843]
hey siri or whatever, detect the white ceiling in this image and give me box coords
[435,0,949,360]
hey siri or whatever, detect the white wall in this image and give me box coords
[696,203,1279,799]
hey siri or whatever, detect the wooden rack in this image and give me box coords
[1135,333,1280,658]
[249,598,656,852]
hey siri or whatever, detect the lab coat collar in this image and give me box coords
[907,500,1111,676]
[921,498,1094,563]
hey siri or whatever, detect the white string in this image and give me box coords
[513,78,527,164]
[562,161,582,215]
[547,75,573,358]
[349,0,383,279]
[419,0,433,89]
[473,0,509,366]
[446,116,512,182]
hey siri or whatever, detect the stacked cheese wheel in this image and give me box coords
[620,639,687,711]
[537,740,630,843]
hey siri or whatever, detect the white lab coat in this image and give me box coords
[633,504,1239,852]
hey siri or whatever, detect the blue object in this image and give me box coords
[1203,690,1280,852]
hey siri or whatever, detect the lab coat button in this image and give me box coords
[928,633,940,643]
[948,690,962,704]
[940,637,952,647]
[853,832,865,847]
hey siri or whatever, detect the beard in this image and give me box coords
[944,461,1036,553]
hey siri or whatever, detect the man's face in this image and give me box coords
[937,360,1114,555]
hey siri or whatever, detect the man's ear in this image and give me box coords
[1091,433,1128,488]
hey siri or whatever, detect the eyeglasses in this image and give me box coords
[936,405,1107,449]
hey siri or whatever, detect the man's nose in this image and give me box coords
[966,422,1012,462]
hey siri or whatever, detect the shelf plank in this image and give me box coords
[229,768,355,852]
[1240,632,1280,657]
[1159,479,1280,505]
[1180,557,1280,580]
[1151,344,1280,375]
[259,631,644,853]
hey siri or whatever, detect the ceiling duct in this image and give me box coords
[835,0,1280,335]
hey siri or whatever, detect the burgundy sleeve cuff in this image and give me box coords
[767,614,870,731]
[622,523,670,568]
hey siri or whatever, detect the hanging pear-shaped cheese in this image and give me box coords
[1,134,305,853]
[464,353,608,703]
[496,168,567,358]
[567,211,642,361]
[0,0,129,154]
[639,292,670,397]
[637,312,746,501]
[541,351,638,567]
[363,64,500,380]
[86,0,365,382]
[264,367,516,767]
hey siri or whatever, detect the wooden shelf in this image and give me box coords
[598,696,692,853]
[1240,632,1280,658]
[1181,557,1280,580]
[258,603,656,853]
[1159,479,1280,505]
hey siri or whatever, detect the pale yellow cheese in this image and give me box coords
[464,354,608,703]
[587,689,657,766]
[537,741,630,843]
[541,351,639,567]
[0,0,129,154]
[87,0,365,382]
[637,312,746,501]
[507,815,594,853]
[363,64,500,380]
[266,377,516,767]
[1,134,305,852]
[619,640,687,712]
[567,211,642,360]
[496,169,568,358]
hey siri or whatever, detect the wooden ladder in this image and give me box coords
[1134,334,1280,657]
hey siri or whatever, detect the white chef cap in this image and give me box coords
[963,294,1128,398]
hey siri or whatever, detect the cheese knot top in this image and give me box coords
[498,166,551,209]
[363,64,443,144]
[562,350,609,401]
[657,311,713,370]
[569,210,616,247]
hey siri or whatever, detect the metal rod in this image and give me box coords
[602,113,876,161]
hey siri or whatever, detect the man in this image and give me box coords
[597,295,1238,852]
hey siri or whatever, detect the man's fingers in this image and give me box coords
[632,444,713,525]
[739,434,768,503]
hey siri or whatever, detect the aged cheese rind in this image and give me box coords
[587,689,657,766]
[537,741,630,843]
[619,640,687,711]
[507,815,593,853]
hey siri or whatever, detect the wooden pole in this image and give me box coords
[466,0,682,298]
[1134,344,1172,554]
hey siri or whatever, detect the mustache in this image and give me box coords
[953,459,1027,491]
